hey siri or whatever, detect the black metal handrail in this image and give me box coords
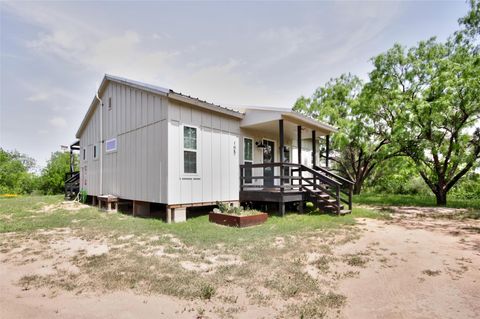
[64,171,80,200]
[313,165,354,186]
[65,172,80,183]
[239,162,353,213]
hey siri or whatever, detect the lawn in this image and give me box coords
[354,193,480,210]
[0,195,386,318]
[0,195,386,246]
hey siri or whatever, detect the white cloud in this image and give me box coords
[4,1,405,108]
[49,116,67,128]
[26,92,50,102]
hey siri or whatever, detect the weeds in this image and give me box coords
[343,253,369,267]
[422,269,442,276]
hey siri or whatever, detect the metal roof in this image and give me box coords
[76,74,244,138]
[75,75,337,138]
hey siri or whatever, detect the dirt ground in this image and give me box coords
[1,205,479,319]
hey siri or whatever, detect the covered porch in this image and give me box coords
[239,110,353,215]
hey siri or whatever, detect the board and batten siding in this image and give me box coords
[167,99,241,205]
[79,81,168,203]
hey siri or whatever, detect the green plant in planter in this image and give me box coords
[216,201,230,214]
[214,201,263,216]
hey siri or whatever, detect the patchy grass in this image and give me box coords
[0,195,384,317]
[283,292,346,318]
[354,194,480,210]
[0,195,385,248]
[343,253,369,268]
[422,269,442,276]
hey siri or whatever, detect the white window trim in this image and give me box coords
[93,144,99,160]
[105,137,117,153]
[243,137,254,184]
[181,124,200,177]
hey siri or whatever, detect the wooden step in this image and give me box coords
[339,209,351,215]
[321,204,345,210]
[307,190,329,197]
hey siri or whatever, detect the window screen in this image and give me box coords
[183,126,197,174]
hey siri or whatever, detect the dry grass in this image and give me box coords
[0,195,387,317]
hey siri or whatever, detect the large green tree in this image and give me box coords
[39,151,76,195]
[294,74,399,194]
[456,0,480,46]
[0,148,37,194]
[367,37,480,205]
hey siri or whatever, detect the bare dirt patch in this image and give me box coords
[32,201,90,214]
[2,204,480,318]
[0,225,357,318]
[339,216,480,319]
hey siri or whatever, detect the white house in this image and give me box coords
[71,74,353,222]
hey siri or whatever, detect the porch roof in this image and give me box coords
[240,108,337,137]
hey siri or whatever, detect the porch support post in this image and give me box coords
[311,130,316,167]
[326,134,330,168]
[297,125,303,190]
[279,119,285,188]
[69,148,74,174]
[279,201,285,217]
[297,126,302,165]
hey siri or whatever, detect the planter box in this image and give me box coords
[209,212,268,228]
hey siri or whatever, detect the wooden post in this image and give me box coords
[297,125,302,189]
[297,126,302,165]
[326,134,330,168]
[312,130,316,167]
[279,120,284,189]
[279,201,285,217]
[348,184,353,211]
[69,149,74,173]
[336,186,340,215]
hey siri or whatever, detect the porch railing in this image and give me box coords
[240,162,354,213]
[64,171,80,199]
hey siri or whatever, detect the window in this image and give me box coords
[82,148,86,160]
[105,138,117,153]
[244,138,253,184]
[93,144,98,160]
[108,97,112,110]
[183,126,197,174]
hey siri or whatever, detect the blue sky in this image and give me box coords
[0,1,470,168]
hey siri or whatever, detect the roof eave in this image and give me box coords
[282,112,338,133]
[168,92,245,119]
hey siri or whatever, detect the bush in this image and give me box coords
[450,173,480,200]
[39,151,77,195]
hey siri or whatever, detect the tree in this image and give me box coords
[0,148,38,194]
[39,151,76,195]
[294,74,398,194]
[455,0,480,47]
[367,38,480,205]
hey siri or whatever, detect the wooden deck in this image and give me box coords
[240,188,305,203]
[240,162,353,215]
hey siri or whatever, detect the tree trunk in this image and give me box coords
[353,180,363,195]
[435,190,447,206]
